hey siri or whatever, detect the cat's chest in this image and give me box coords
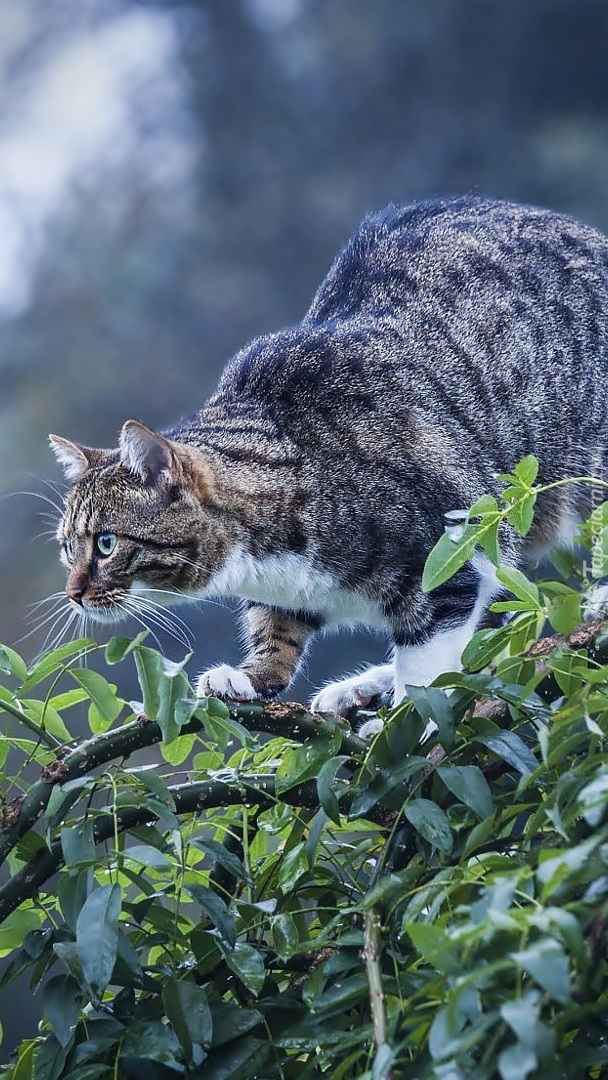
[203,548,388,628]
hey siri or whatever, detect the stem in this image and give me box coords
[0,697,61,750]
[363,909,387,1053]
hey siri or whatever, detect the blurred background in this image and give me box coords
[3,0,608,697]
[3,0,608,1058]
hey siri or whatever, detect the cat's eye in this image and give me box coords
[64,540,74,564]
[96,533,117,558]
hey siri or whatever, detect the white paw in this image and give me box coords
[584,583,608,620]
[195,664,259,701]
[357,717,384,740]
[310,665,393,717]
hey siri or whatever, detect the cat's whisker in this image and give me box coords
[33,474,68,499]
[23,600,71,636]
[44,608,80,655]
[128,590,195,637]
[33,529,62,543]
[8,490,65,515]
[124,596,192,647]
[27,591,66,614]
[122,595,193,650]
[117,600,163,653]
[172,552,214,575]
[22,602,76,657]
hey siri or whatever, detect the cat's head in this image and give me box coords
[49,420,222,623]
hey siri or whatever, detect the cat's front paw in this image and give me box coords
[195,664,260,701]
[310,666,393,717]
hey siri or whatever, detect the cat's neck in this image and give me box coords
[172,408,311,569]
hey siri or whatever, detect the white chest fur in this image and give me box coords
[203,548,388,628]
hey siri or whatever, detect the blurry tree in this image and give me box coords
[3,0,608,676]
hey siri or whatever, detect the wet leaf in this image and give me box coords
[75,884,121,1000]
[404,798,453,854]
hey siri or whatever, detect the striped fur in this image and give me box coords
[50,197,608,716]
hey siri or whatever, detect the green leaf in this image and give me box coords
[48,688,88,711]
[185,884,236,947]
[405,923,460,975]
[404,798,453,854]
[20,639,94,692]
[546,592,582,633]
[75,884,121,999]
[105,631,149,664]
[461,625,511,670]
[42,975,81,1048]
[163,978,213,1066]
[124,844,173,870]
[317,756,347,825]
[512,939,571,1003]
[278,841,309,892]
[437,764,493,818]
[496,566,540,607]
[422,527,479,593]
[474,731,538,776]
[120,1019,181,1066]
[273,913,299,959]
[348,756,427,818]
[275,733,340,795]
[405,685,454,748]
[31,1032,71,1080]
[160,730,196,764]
[506,492,537,536]
[157,670,190,744]
[201,1036,269,1079]
[223,942,265,996]
[469,494,499,516]
[208,1003,263,1048]
[514,455,539,487]
[498,1041,537,1080]
[21,699,72,743]
[61,821,95,868]
[0,644,27,681]
[70,669,122,728]
[133,645,162,718]
[191,837,251,885]
[0,909,44,958]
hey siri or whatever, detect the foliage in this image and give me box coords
[2,468,608,1076]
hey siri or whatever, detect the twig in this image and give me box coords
[363,908,390,1074]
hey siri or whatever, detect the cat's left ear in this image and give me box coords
[49,435,110,482]
[119,420,181,487]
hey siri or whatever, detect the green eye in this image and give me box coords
[96,532,117,557]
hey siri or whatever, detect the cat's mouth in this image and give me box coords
[69,593,130,623]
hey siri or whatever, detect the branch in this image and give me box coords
[363,908,389,1074]
[0,699,365,867]
[0,774,337,922]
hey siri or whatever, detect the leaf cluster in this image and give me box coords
[2,466,608,1077]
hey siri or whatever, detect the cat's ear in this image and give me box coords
[49,435,107,482]
[119,420,180,486]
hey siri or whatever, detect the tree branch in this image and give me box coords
[0,774,338,922]
[0,699,365,867]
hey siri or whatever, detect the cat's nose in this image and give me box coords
[66,572,88,605]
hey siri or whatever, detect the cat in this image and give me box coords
[49,196,608,734]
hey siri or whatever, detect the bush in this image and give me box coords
[2,462,608,1078]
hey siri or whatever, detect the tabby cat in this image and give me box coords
[50,197,608,732]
